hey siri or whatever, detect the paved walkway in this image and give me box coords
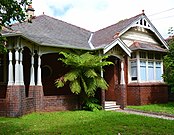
[116,109,174,120]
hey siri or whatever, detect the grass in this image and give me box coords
[0,111,174,135]
[127,102,174,115]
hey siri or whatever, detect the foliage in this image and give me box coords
[55,51,113,97]
[163,37,174,91]
[127,102,174,115]
[0,111,174,135]
[0,0,31,53]
[83,98,102,111]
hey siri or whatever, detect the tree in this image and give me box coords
[163,36,174,91]
[0,0,31,53]
[55,51,113,110]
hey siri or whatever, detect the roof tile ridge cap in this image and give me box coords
[94,13,144,33]
[42,14,91,32]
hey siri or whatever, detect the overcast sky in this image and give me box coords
[32,0,174,38]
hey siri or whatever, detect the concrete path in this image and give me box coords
[116,109,174,120]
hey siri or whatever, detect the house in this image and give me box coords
[0,6,168,117]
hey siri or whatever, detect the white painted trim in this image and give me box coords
[137,52,140,82]
[119,14,168,50]
[88,33,95,49]
[120,60,125,84]
[8,51,14,85]
[103,38,131,56]
[143,15,168,49]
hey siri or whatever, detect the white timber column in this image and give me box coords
[19,49,24,85]
[8,50,14,85]
[30,54,35,85]
[120,59,125,85]
[37,54,42,86]
[14,49,20,85]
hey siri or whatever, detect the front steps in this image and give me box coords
[105,101,121,111]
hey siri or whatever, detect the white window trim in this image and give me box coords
[129,51,164,83]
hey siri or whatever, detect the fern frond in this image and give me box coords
[64,69,81,82]
[70,79,81,94]
[55,79,65,88]
[95,77,108,90]
[84,69,97,78]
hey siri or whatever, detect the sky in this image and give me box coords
[32,0,174,39]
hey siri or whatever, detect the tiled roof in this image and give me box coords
[11,15,92,50]
[1,26,20,35]
[129,41,167,52]
[91,13,143,48]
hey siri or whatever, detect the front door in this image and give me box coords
[104,56,120,101]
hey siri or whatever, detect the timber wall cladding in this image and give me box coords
[127,83,168,105]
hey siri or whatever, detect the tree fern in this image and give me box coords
[55,51,113,97]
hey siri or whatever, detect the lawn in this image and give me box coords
[0,111,174,135]
[127,102,174,115]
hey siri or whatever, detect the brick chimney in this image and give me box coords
[26,5,35,22]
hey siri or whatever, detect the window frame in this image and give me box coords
[129,51,163,83]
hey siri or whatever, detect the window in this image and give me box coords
[155,53,161,60]
[148,52,154,59]
[131,52,136,59]
[140,51,146,59]
[131,61,137,81]
[156,62,162,80]
[130,51,163,82]
[140,61,146,81]
[148,62,154,81]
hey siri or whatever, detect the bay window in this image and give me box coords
[130,51,163,82]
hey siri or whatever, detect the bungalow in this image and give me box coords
[0,6,168,117]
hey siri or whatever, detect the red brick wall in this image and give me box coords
[43,95,78,111]
[127,83,168,105]
[1,85,79,117]
[6,85,25,117]
[23,98,35,115]
[0,99,6,116]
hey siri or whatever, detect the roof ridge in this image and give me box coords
[94,13,143,33]
[36,14,92,33]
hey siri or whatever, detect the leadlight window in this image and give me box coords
[155,53,161,60]
[140,51,146,59]
[131,52,136,59]
[148,52,154,59]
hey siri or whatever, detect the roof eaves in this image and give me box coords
[2,32,22,37]
[40,43,92,51]
[103,38,132,56]
[143,15,169,50]
[118,14,142,37]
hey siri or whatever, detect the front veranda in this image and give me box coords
[0,40,168,117]
[0,41,127,117]
[0,46,79,117]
